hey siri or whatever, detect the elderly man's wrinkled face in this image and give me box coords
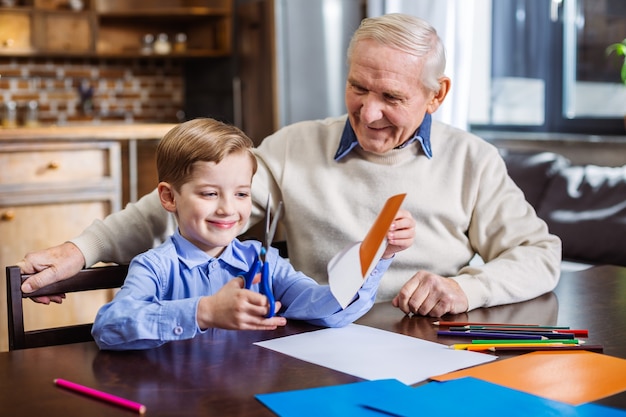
[345,39,440,155]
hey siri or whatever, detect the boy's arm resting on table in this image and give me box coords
[18,189,171,300]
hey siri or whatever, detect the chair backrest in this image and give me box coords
[6,264,128,351]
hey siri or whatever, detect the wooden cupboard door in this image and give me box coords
[0,145,111,185]
[0,201,110,266]
[0,139,120,352]
[0,200,115,351]
[33,11,94,52]
[0,11,32,54]
[0,200,115,349]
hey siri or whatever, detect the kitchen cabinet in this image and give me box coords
[0,139,121,352]
[0,123,174,352]
[0,9,32,54]
[0,0,232,58]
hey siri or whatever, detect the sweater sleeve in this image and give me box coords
[451,149,562,310]
[70,189,175,267]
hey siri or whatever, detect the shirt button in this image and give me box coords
[173,326,183,336]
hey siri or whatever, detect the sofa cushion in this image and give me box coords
[537,164,626,266]
[500,150,570,209]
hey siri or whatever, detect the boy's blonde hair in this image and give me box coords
[157,118,257,191]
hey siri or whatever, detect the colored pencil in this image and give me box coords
[464,343,580,351]
[452,324,571,330]
[451,342,579,351]
[470,339,580,345]
[488,344,604,353]
[54,378,146,414]
[433,321,539,327]
[437,330,547,340]
[443,329,576,339]
[448,327,587,337]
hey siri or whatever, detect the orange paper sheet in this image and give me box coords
[431,351,626,405]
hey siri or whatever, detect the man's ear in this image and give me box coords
[158,182,177,213]
[426,76,451,114]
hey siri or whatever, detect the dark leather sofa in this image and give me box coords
[500,149,626,267]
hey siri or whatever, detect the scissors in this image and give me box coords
[243,196,283,318]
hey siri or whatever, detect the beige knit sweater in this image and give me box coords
[73,115,561,311]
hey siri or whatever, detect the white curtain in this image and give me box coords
[366,0,484,131]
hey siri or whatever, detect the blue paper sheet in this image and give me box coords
[363,377,626,417]
[256,377,626,417]
[256,379,412,417]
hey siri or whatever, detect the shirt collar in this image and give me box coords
[171,229,253,272]
[334,113,433,161]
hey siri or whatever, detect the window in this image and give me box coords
[469,0,626,135]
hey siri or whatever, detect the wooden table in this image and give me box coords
[1,265,625,416]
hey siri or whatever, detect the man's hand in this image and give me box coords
[16,242,86,304]
[392,270,469,317]
[196,275,287,331]
[382,209,416,259]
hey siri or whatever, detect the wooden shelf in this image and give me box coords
[96,7,230,17]
[0,0,232,58]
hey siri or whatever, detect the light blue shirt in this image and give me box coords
[92,230,392,350]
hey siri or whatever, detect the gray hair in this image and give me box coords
[347,13,446,93]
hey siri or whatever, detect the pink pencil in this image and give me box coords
[54,378,146,414]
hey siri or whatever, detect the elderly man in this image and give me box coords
[19,13,561,317]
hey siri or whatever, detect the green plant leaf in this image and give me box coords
[606,39,626,85]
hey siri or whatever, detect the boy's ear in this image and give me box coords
[158,182,177,213]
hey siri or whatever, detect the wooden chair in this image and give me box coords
[5,264,128,351]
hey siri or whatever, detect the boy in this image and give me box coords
[92,118,414,350]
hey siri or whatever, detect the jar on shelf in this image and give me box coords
[24,100,39,127]
[140,34,155,55]
[153,33,171,55]
[173,33,187,53]
[2,101,17,128]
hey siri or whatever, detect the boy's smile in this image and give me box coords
[163,151,254,258]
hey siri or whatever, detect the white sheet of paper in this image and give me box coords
[327,241,385,309]
[254,324,496,385]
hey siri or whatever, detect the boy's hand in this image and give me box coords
[382,209,415,259]
[196,274,286,330]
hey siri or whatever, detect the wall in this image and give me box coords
[0,57,184,126]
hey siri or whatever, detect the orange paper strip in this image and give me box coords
[359,193,406,277]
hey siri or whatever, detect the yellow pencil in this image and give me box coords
[451,342,580,351]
